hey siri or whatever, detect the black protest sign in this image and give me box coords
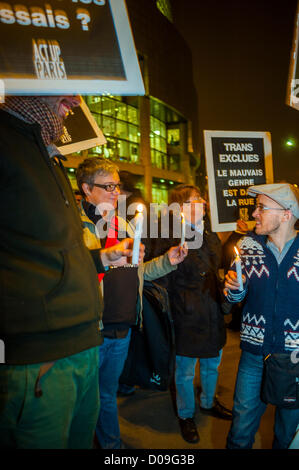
[0,0,145,95]
[55,99,105,155]
[286,1,299,111]
[204,131,273,232]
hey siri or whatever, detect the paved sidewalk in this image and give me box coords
[118,329,276,449]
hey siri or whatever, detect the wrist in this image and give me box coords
[100,249,110,267]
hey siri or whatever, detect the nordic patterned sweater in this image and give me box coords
[226,232,299,356]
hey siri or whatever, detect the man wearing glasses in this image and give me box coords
[224,183,299,449]
[76,157,187,449]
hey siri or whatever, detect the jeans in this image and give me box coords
[0,347,100,449]
[96,329,131,449]
[227,350,299,449]
[175,352,222,419]
[289,424,299,449]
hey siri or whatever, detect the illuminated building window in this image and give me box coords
[167,128,180,146]
[152,181,168,204]
[151,178,178,204]
[85,96,140,164]
[156,0,173,23]
[150,98,184,171]
[66,168,78,189]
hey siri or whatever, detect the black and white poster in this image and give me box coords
[55,99,106,155]
[0,0,145,95]
[204,131,273,232]
[287,1,299,111]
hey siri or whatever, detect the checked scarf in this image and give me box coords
[1,96,64,146]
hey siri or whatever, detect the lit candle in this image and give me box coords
[180,212,186,246]
[132,204,144,265]
[234,247,243,290]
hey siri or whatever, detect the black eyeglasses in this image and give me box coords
[92,183,121,192]
[254,203,287,213]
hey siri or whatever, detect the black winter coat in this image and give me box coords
[149,216,226,358]
[0,110,103,364]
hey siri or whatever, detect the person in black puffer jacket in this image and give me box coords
[149,184,232,444]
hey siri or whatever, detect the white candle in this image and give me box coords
[180,212,186,246]
[132,204,144,265]
[234,247,243,290]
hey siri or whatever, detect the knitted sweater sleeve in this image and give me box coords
[226,237,248,303]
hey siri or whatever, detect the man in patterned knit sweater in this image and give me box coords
[224,183,299,449]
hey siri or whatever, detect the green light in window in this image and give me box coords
[154,130,160,135]
[160,179,165,183]
[285,139,295,147]
[68,168,75,172]
[169,181,174,185]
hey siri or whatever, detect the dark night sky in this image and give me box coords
[171,0,299,184]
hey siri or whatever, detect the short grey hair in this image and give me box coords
[76,157,119,197]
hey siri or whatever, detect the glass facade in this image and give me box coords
[85,95,140,164]
[152,180,169,204]
[167,128,180,146]
[66,168,77,189]
[80,95,190,203]
[151,178,176,204]
[150,98,183,172]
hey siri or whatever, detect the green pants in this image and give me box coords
[0,347,100,449]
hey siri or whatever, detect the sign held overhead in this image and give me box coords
[55,98,106,155]
[0,0,145,95]
[286,0,299,110]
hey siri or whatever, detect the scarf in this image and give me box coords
[1,96,64,146]
[98,215,119,283]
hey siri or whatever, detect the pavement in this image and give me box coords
[117,324,276,450]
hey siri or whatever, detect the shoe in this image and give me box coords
[178,417,200,444]
[117,385,136,397]
[200,398,232,420]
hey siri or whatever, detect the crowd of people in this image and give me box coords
[0,95,298,449]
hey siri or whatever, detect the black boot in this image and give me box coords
[178,417,200,443]
[200,398,232,420]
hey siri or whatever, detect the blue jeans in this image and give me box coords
[227,350,299,449]
[289,424,299,449]
[175,352,222,419]
[96,329,131,449]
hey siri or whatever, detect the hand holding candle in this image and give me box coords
[234,246,243,290]
[180,212,186,246]
[132,204,144,265]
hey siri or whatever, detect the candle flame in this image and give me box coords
[137,203,144,213]
[181,212,185,220]
[234,246,240,256]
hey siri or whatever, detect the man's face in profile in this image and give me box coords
[40,95,81,119]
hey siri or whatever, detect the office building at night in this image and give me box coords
[66,0,199,203]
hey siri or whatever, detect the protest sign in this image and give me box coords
[0,0,145,95]
[204,130,273,232]
[286,0,299,110]
[55,98,106,155]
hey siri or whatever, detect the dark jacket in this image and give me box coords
[0,110,103,365]
[149,215,226,358]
